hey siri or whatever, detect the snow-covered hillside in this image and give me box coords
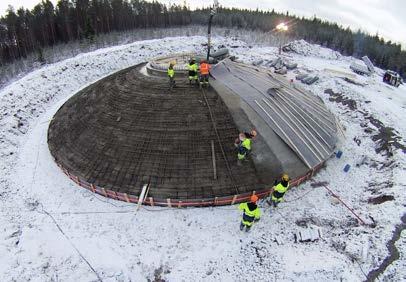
[0,36,405,281]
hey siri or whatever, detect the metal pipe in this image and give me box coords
[207,1,218,60]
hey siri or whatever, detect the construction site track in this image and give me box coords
[48,63,263,203]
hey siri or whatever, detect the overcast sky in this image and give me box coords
[1,0,405,47]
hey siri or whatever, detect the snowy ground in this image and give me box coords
[1,36,405,281]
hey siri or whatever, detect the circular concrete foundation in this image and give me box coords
[48,63,264,205]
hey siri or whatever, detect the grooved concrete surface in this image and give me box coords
[211,60,337,169]
[48,64,262,200]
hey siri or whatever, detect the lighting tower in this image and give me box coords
[276,22,288,55]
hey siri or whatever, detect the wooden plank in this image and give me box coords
[211,140,217,180]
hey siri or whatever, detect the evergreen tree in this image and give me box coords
[0,1,405,77]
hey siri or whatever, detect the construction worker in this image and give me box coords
[239,195,261,232]
[199,59,210,87]
[267,174,290,209]
[167,62,175,90]
[188,59,199,85]
[235,130,257,163]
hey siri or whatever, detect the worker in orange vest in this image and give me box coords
[199,59,211,87]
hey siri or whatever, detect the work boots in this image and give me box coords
[239,222,251,232]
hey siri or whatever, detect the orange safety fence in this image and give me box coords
[56,161,325,208]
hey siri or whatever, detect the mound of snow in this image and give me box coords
[283,39,342,60]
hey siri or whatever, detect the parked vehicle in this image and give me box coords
[383,70,402,87]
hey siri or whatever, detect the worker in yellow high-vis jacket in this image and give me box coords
[267,174,290,210]
[239,195,261,232]
[187,59,199,85]
[168,62,175,90]
[235,130,257,163]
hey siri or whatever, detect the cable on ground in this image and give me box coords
[37,204,103,282]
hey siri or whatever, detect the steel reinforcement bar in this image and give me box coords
[55,160,325,208]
